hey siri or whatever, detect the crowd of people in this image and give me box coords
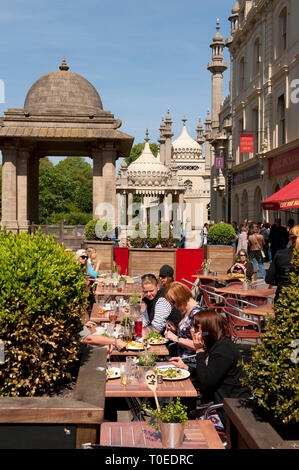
[73,215,298,430]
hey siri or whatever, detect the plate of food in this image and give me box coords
[147,331,168,345]
[106,367,120,379]
[96,309,107,316]
[127,340,145,351]
[154,365,190,381]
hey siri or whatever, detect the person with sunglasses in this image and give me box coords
[227,249,254,281]
[170,309,251,428]
[75,249,99,278]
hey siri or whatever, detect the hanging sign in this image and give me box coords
[240,134,254,153]
[215,156,224,169]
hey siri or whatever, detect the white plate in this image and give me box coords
[148,338,168,345]
[127,342,145,351]
[154,365,190,381]
[106,367,120,379]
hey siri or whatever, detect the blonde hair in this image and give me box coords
[165,281,193,309]
[290,225,299,250]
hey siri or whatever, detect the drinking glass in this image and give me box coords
[120,364,130,387]
[126,357,136,380]
[135,319,142,339]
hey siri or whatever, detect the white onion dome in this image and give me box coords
[127,130,170,186]
[172,117,201,159]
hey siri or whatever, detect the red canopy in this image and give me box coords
[262,177,299,210]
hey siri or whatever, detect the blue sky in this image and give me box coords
[0,0,235,166]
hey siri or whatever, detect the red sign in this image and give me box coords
[269,147,299,178]
[240,134,254,153]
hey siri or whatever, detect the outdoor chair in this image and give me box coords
[222,297,261,343]
[199,285,226,311]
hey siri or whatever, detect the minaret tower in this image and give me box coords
[164,108,174,166]
[207,19,228,130]
[158,116,166,165]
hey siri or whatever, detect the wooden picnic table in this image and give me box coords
[105,362,198,398]
[242,303,275,317]
[110,344,169,357]
[100,420,225,449]
[192,273,244,282]
[90,303,123,323]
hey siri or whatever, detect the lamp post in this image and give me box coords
[226,153,234,224]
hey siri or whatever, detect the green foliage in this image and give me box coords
[144,398,188,426]
[0,229,89,396]
[125,142,159,166]
[136,352,157,367]
[84,219,114,240]
[130,222,175,248]
[39,157,93,224]
[207,223,236,245]
[242,249,299,427]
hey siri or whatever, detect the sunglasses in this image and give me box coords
[80,255,88,260]
[239,254,246,257]
[141,273,158,281]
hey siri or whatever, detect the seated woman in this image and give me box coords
[87,248,102,273]
[170,310,251,428]
[80,321,127,350]
[75,249,99,278]
[158,265,183,328]
[164,282,202,362]
[227,249,254,281]
[141,274,172,333]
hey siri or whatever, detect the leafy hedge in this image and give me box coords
[242,249,299,429]
[0,229,88,396]
[84,219,114,240]
[130,223,175,248]
[207,223,236,245]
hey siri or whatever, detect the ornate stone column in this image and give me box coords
[17,148,30,231]
[179,192,185,223]
[1,146,18,232]
[27,155,40,225]
[93,144,117,224]
[127,192,133,227]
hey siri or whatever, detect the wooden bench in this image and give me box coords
[0,346,106,449]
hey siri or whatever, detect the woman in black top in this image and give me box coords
[227,250,254,281]
[170,309,250,427]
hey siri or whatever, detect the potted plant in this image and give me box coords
[224,249,299,449]
[242,277,251,291]
[204,223,237,273]
[129,290,141,316]
[143,398,188,448]
[136,351,157,383]
[201,259,211,275]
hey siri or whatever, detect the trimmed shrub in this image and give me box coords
[242,249,299,430]
[130,223,175,248]
[207,223,236,245]
[0,229,89,396]
[84,219,114,240]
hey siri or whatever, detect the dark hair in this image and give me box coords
[193,310,231,356]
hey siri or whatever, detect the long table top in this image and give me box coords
[110,344,169,356]
[105,362,198,398]
[100,420,224,449]
[242,303,275,317]
[215,284,276,299]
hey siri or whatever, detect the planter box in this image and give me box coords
[0,347,106,449]
[224,398,299,449]
[128,248,177,278]
[203,245,235,274]
[83,240,115,272]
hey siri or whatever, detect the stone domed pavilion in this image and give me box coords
[0,59,134,232]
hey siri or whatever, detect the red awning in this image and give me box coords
[262,177,299,210]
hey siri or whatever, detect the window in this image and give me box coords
[184,180,193,192]
[253,39,261,75]
[239,57,245,91]
[278,94,286,145]
[253,108,259,154]
[280,8,287,51]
